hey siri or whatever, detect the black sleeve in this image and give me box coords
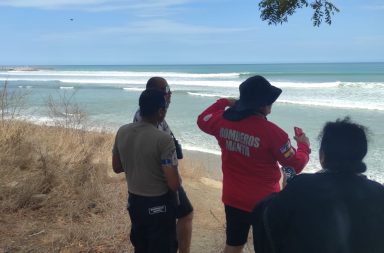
[252,177,303,253]
[252,193,278,253]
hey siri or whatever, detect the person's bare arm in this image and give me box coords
[162,165,181,192]
[112,153,124,174]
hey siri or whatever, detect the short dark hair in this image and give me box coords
[139,89,166,117]
[146,77,167,90]
[318,117,368,173]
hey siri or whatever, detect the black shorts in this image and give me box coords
[127,192,178,253]
[225,205,253,246]
[176,186,193,218]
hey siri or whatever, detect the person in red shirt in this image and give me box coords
[197,75,310,253]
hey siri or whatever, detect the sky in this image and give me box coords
[0,0,383,65]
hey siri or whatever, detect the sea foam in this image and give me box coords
[278,99,384,111]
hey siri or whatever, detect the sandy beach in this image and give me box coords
[179,150,222,181]
[0,120,258,253]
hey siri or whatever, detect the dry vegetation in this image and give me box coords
[0,120,133,252]
[0,120,257,253]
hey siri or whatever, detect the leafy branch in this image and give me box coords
[259,0,339,26]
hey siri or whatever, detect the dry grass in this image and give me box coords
[0,120,253,253]
[0,120,132,252]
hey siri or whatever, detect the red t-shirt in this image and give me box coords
[197,99,310,212]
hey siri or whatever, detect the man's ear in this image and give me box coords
[158,107,166,118]
[258,105,271,116]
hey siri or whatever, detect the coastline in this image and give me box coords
[0,66,41,71]
[2,63,384,184]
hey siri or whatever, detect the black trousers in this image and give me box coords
[127,192,178,253]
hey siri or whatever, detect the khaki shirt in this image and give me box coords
[113,122,177,196]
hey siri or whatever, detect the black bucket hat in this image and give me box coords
[223,75,282,121]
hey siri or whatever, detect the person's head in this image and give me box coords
[139,89,167,123]
[146,77,172,107]
[318,117,368,173]
[223,75,282,121]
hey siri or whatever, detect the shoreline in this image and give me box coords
[9,119,383,185]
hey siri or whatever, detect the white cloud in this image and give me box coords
[0,0,107,9]
[0,0,203,19]
[0,0,196,11]
[122,19,253,34]
[39,19,254,42]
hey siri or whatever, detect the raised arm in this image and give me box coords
[270,128,310,174]
[197,98,233,135]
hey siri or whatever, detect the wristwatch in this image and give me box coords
[282,166,296,182]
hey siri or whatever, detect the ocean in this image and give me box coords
[1,63,384,183]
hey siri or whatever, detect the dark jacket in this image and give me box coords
[252,172,384,253]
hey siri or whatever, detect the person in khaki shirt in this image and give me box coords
[113,89,180,253]
[133,77,194,253]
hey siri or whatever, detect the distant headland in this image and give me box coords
[0,66,51,71]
